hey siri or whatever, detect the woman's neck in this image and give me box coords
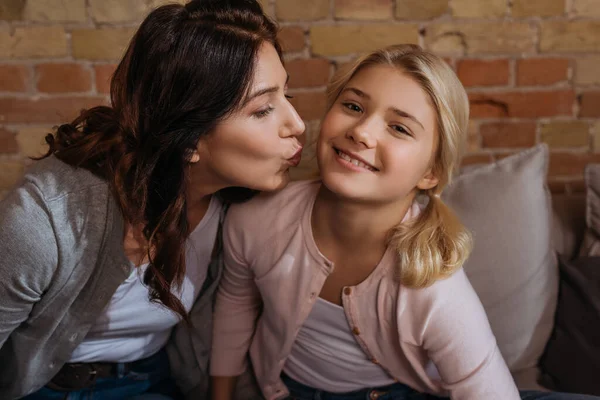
[185,162,228,228]
[311,184,415,259]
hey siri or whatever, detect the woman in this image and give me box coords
[0,0,304,399]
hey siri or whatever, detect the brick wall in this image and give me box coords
[1,0,599,198]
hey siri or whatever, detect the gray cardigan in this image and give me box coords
[0,157,220,399]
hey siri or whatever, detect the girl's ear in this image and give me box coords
[417,169,439,191]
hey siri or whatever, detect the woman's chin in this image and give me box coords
[247,171,291,193]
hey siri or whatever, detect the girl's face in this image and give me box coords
[194,42,305,192]
[317,64,439,204]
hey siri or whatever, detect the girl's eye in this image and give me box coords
[342,102,362,113]
[391,124,412,137]
[254,106,274,119]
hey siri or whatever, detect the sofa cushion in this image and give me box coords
[443,144,557,389]
[580,165,600,257]
[539,255,600,396]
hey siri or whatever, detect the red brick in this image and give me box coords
[286,59,331,89]
[288,91,327,120]
[580,91,600,117]
[278,26,305,52]
[36,63,92,93]
[469,90,575,118]
[480,122,536,148]
[94,64,116,94]
[0,127,18,153]
[0,64,29,92]
[549,152,600,176]
[457,59,509,87]
[517,58,569,86]
[460,153,493,166]
[0,96,107,123]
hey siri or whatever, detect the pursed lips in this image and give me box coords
[287,146,303,167]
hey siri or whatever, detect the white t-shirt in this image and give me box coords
[69,196,222,363]
[283,297,396,392]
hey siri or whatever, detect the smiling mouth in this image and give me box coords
[334,148,378,172]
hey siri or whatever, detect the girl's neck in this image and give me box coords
[311,184,415,260]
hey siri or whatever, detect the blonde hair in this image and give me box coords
[326,44,472,288]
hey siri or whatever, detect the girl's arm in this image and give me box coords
[0,182,58,347]
[210,214,262,400]
[419,268,520,400]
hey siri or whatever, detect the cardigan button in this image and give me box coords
[343,287,352,295]
[352,327,360,335]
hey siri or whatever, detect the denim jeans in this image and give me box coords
[23,348,180,400]
[282,373,600,400]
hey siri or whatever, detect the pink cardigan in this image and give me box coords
[211,180,520,400]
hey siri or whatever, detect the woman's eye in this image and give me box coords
[342,102,362,113]
[285,94,294,99]
[254,106,274,119]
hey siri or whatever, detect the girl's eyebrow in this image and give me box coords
[389,107,424,130]
[342,87,424,129]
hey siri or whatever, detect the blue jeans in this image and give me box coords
[23,348,180,400]
[282,373,600,400]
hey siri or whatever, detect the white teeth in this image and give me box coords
[336,149,376,171]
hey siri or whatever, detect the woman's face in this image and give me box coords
[193,42,305,192]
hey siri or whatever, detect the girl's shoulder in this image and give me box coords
[398,267,492,345]
[226,179,320,226]
[398,267,485,326]
[403,267,474,303]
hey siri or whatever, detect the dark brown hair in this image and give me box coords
[39,0,282,319]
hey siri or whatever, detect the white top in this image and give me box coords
[283,297,396,393]
[70,196,221,363]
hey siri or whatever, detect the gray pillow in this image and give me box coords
[539,255,600,396]
[442,144,557,388]
[579,164,600,257]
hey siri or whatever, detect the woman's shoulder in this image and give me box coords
[1,157,114,247]
[222,180,319,256]
[22,156,107,202]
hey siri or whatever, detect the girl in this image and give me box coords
[210,44,598,400]
[0,0,303,399]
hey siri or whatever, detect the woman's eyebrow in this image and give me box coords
[243,74,290,106]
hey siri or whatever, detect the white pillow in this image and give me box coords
[443,144,557,389]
